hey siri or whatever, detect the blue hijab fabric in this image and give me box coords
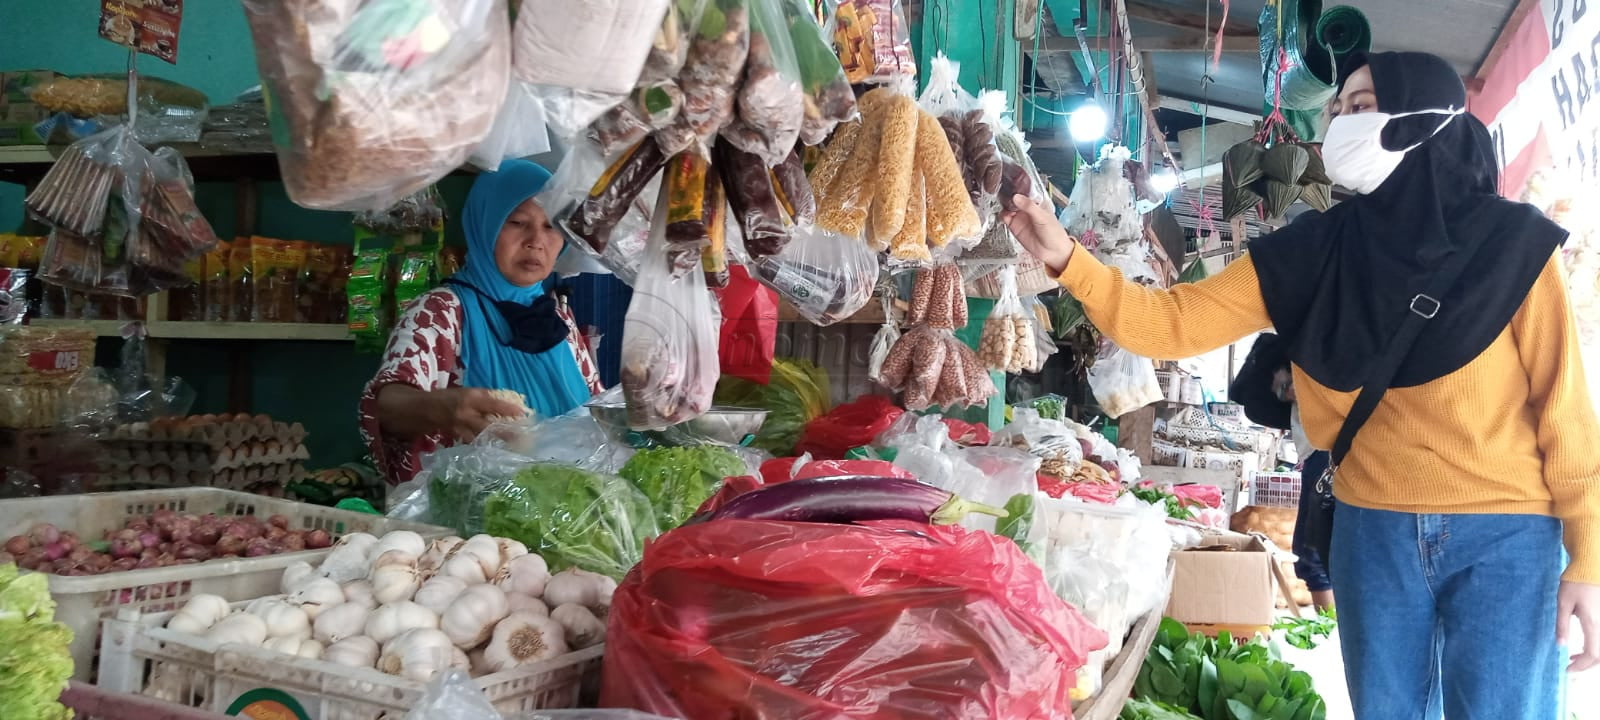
[453,159,591,418]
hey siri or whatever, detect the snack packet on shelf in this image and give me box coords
[347,236,394,353]
[832,0,917,85]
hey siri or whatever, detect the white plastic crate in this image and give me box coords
[99,603,604,720]
[1245,471,1302,509]
[0,488,450,681]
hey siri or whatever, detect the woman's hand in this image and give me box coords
[376,384,526,442]
[1558,580,1600,671]
[1002,194,1078,276]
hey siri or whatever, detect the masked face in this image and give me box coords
[1323,64,1464,194]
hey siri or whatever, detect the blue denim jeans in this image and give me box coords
[1328,500,1567,720]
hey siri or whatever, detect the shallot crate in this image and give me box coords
[0,488,450,681]
[1244,471,1303,509]
[99,604,604,720]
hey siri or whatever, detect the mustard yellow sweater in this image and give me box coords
[1059,249,1600,584]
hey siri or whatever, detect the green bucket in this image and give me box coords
[1260,2,1371,113]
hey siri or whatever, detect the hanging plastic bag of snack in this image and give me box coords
[582,0,712,152]
[621,192,719,431]
[719,0,805,167]
[750,224,878,326]
[1086,339,1163,418]
[25,125,143,240]
[541,140,659,286]
[780,0,857,145]
[663,151,727,279]
[715,140,792,257]
[832,0,916,85]
[241,0,512,211]
[562,137,672,261]
[656,0,752,156]
[512,0,671,96]
[978,267,1031,373]
[919,55,1004,240]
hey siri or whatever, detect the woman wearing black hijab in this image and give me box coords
[1005,52,1598,718]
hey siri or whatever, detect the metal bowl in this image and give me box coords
[586,401,769,447]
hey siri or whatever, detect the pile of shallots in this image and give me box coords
[161,530,613,683]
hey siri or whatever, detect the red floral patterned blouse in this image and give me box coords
[359,288,603,485]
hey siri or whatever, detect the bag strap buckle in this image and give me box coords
[1410,294,1441,319]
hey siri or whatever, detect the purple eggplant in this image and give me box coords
[692,476,1008,526]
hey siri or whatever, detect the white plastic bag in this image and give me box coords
[750,224,878,326]
[977,267,1030,372]
[1086,340,1163,418]
[512,0,671,96]
[867,293,900,386]
[620,191,719,431]
[467,79,552,171]
[405,670,499,720]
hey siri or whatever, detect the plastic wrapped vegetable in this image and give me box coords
[715,359,831,456]
[601,520,1105,719]
[621,191,720,430]
[719,0,805,167]
[619,446,748,529]
[483,462,660,580]
[241,0,512,210]
[779,0,857,145]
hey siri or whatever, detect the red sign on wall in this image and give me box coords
[99,0,184,64]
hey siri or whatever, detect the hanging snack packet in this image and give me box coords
[716,140,792,258]
[567,137,670,255]
[770,148,815,225]
[833,0,916,85]
[978,267,1031,373]
[720,0,805,167]
[657,0,751,156]
[512,0,671,96]
[750,224,878,326]
[395,241,441,310]
[202,240,231,321]
[664,151,724,278]
[780,0,856,145]
[621,191,719,430]
[347,236,393,353]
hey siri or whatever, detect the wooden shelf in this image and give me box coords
[28,318,130,338]
[146,321,351,341]
[0,143,482,183]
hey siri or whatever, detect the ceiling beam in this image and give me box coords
[1472,0,1543,81]
[1157,96,1261,126]
[1127,0,1254,37]
[1027,32,1255,55]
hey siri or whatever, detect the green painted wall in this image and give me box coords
[0,2,407,467]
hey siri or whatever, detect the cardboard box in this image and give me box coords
[1165,532,1278,631]
[0,70,59,145]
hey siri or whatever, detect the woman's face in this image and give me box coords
[1329,65,1379,118]
[494,198,563,287]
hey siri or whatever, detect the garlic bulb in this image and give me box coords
[549,604,606,649]
[374,530,427,559]
[441,584,509,648]
[342,580,376,608]
[264,635,315,656]
[379,628,457,682]
[312,601,370,645]
[322,636,380,668]
[459,535,503,579]
[543,568,616,610]
[370,564,422,605]
[482,612,569,672]
[166,611,210,636]
[207,612,268,647]
[173,594,231,629]
[249,598,311,639]
[495,553,550,598]
[496,538,529,569]
[370,549,419,572]
[439,553,488,585]
[281,561,316,595]
[365,601,439,646]
[320,533,378,584]
[296,638,324,659]
[419,536,463,575]
[452,647,472,673]
[506,594,549,617]
[290,577,346,620]
[413,576,468,616]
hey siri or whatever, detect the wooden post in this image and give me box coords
[1118,404,1157,464]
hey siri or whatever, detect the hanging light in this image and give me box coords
[1069,101,1108,143]
[1151,166,1180,194]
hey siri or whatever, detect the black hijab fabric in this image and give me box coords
[1248,51,1567,391]
[1230,333,1293,430]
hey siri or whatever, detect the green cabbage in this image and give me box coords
[0,564,73,720]
[619,446,748,529]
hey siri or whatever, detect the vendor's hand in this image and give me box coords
[1002,194,1077,276]
[431,388,527,442]
[1558,580,1600,672]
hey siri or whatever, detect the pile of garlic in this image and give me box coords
[163,530,615,684]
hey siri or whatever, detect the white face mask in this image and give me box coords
[1321,107,1465,194]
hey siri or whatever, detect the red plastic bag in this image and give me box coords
[1167,482,1223,510]
[792,460,911,481]
[719,265,778,385]
[760,456,808,485]
[601,520,1107,719]
[942,417,991,446]
[696,475,767,515]
[795,395,905,459]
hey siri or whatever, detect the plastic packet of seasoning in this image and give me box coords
[202,239,231,321]
[395,241,441,311]
[348,235,394,354]
[251,237,304,323]
[227,237,254,322]
[663,151,724,279]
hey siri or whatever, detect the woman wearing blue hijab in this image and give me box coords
[359,160,601,485]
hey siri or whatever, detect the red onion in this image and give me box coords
[16,549,45,570]
[280,534,306,552]
[109,538,143,560]
[304,529,333,549]
[29,523,60,547]
[222,521,260,540]
[215,535,247,556]
[151,509,177,523]
[174,543,212,561]
[111,558,139,572]
[91,554,113,570]
[139,532,163,550]
[135,556,162,569]
[4,536,30,555]
[265,526,288,541]
[112,529,140,543]
[244,538,275,557]
[41,543,69,561]
[57,533,77,551]
[67,546,95,562]
[189,526,221,546]
[268,514,290,530]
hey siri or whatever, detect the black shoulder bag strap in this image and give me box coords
[1319,237,1489,497]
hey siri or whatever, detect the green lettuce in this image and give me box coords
[0,564,73,720]
[620,446,748,529]
[483,464,660,580]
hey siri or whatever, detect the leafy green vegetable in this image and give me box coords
[716,359,831,456]
[1121,698,1206,720]
[1273,608,1337,651]
[995,493,1046,565]
[484,463,661,580]
[0,564,74,720]
[1129,485,1193,521]
[1135,619,1326,720]
[620,446,748,529]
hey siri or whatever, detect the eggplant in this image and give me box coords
[692,476,1008,526]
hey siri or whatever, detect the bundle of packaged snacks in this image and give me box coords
[347,237,393,352]
[250,237,305,323]
[832,0,916,85]
[202,240,231,321]
[227,237,254,322]
[0,325,94,429]
[242,0,512,210]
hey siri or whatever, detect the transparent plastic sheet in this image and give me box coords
[750,224,877,325]
[241,0,512,211]
[405,670,501,720]
[511,0,670,96]
[467,79,552,171]
[782,0,857,145]
[620,190,719,430]
[1087,340,1164,419]
[1019,295,1058,372]
[601,520,1105,719]
[992,407,1085,478]
[719,0,805,167]
[414,441,532,536]
[483,461,660,579]
[941,446,1042,534]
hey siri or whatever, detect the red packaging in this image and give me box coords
[717,265,778,385]
[601,519,1106,719]
[794,394,905,458]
